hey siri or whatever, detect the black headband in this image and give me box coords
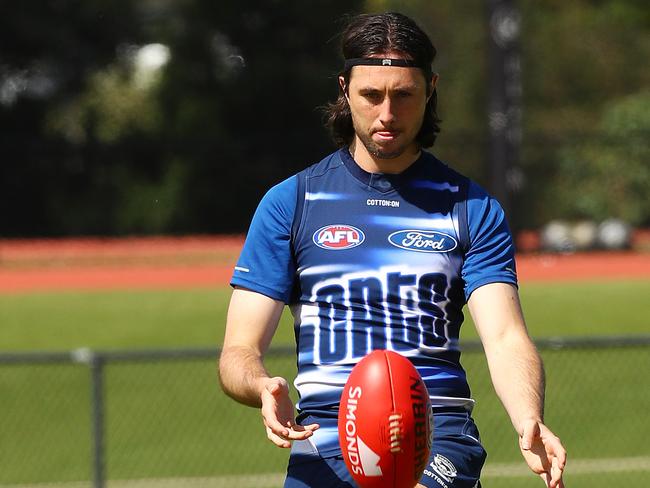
[344,57,430,72]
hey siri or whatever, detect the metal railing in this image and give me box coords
[1,336,649,488]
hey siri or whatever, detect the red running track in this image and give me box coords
[0,237,648,293]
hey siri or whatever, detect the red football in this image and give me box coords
[338,350,433,488]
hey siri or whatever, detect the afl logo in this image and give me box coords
[313,225,365,250]
[388,230,457,253]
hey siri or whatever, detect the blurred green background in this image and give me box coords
[1,0,648,236]
[2,0,650,487]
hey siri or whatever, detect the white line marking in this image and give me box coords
[483,455,650,477]
[1,456,649,488]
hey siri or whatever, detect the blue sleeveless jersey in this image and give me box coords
[231,148,517,457]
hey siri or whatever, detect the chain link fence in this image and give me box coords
[1,337,649,488]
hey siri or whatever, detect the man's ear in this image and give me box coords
[427,73,439,101]
[339,75,349,100]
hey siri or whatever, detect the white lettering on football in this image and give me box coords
[357,436,383,477]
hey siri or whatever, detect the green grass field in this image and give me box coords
[2,281,649,351]
[1,280,649,487]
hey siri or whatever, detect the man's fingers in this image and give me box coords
[265,424,317,447]
[520,420,539,450]
[284,420,320,432]
[262,411,290,437]
[301,422,320,432]
[554,441,567,469]
[260,379,292,436]
[261,403,290,437]
[263,414,319,438]
[546,430,566,487]
[266,426,291,448]
[549,455,563,488]
[281,421,318,439]
[519,419,541,451]
[259,377,313,447]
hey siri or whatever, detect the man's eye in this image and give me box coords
[363,92,382,102]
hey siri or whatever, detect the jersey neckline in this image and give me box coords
[338,147,429,194]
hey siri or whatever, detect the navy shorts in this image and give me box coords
[284,411,486,488]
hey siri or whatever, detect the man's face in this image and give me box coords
[342,61,436,161]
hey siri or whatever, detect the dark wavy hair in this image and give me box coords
[324,12,441,148]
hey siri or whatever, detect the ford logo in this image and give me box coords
[388,230,457,253]
[313,224,365,250]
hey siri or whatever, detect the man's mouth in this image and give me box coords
[373,130,399,141]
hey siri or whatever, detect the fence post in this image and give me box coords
[90,352,106,488]
[73,348,106,488]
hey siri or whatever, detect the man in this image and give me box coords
[219,12,566,488]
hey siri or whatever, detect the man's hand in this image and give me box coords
[260,377,319,448]
[519,419,567,488]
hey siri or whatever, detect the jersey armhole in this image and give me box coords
[289,170,308,303]
[454,176,470,256]
[291,169,308,244]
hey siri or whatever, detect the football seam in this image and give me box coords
[384,351,399,488]
[385,351,396,413]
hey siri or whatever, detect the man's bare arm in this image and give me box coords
[218,287,319,447]
[468,283,566,488]
[218,287,284,407]
[468,283,544,430]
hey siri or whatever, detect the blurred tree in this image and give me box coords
[156,0,363,233]
[0,0,155,235]
[0,0,648,236]
[522,0,650,135]
[0,0,362,236]
[370,0,650,230]
[547,91,650,226]
[518,0,650,227]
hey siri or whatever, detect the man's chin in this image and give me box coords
[356,131,414,160]
[367,143,405,160]
[371,149,403,160]
[360,138,397,158]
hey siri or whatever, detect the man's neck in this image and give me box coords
[349,138,421,175]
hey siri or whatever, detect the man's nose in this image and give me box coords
[378,97,396,125]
